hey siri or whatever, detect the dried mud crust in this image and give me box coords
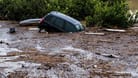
[0,21,138,78]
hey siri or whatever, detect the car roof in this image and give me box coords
[48,11,81,25]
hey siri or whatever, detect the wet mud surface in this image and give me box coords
[0,21,138,78]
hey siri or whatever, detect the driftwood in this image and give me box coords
[102,54,119,58]
[96,52,119,58]
[105,29,126,32]
[85,32,105,35]
[28,28,39,31]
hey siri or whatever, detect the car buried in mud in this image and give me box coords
[38,11,85,32]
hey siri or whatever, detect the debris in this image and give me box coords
[0,40,9,45]
[28,28,39,31]
[95,52,101,55]
[9,28,16,33]
[95,52,119,58]
[93,65,97,68]
[102,54,119,58]
[98,39,113,43]
[130,27,138,32]
[105,29,126,32]
[85,32,105,35]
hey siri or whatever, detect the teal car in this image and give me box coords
[38,11,85,32]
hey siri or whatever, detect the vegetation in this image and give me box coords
[86,0,130,28]
[0,0,137,28]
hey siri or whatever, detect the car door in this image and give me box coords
[44,15,56,26]
[64,22,77,32]
[52,17,65,31]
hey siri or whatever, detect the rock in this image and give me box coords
[9,28,16,33]
[93,65,97,68]
[0,40,9,45]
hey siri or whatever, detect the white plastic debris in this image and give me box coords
[29,28,39,31]
[85,32,105,35]
[105,29,126,32]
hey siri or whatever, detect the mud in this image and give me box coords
[0,21,138,78]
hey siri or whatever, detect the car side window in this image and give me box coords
[53,18,64,28]
[64,22,76,32]
[45,15,56,24]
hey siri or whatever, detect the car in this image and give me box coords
[38,11,85,32]
[19,18,41,26]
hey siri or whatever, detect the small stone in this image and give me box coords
[93,65,97,68]
[21,64,25,68]
[9,28,16,33]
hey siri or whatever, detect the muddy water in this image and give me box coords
[0,29,11,40]
[0,21,138,78]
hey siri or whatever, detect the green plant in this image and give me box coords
[86,0,130,28]
[0,0,133,28]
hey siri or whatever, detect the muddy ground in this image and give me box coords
[0,21,138,78]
